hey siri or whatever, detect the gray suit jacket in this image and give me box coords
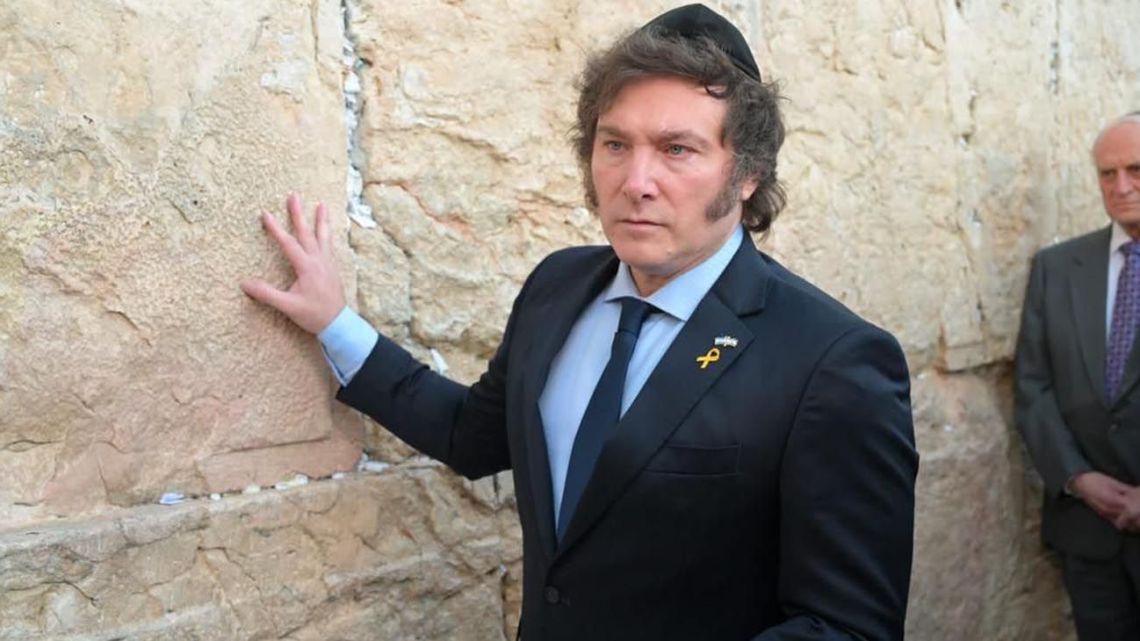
[1015,224,1140,558]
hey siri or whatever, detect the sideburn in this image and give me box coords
[705,166,745,222]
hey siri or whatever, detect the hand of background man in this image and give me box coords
[1071,471,1131,525]
[1112,485,1140,532]
[240,193,346,334]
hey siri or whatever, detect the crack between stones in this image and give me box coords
[197,546,250,639]
[1049,0,1061,96]
[337,0,426,351]
[340,0,375,232]
[309,0,321,74]
[2,438,61,452]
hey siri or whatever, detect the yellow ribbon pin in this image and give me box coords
[696,347,721,369]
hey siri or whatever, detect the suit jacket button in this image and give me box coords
[544,586,560,604]
[1110,423,1120,432]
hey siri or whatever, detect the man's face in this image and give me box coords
[590,75,754,295]
[1095,121,1140,231]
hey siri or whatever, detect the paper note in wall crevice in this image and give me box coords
[430,348,449,376]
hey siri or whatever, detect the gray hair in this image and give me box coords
[1092,110,1140,159]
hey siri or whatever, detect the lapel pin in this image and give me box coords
[714,335,738,348]
[697,347,721,369]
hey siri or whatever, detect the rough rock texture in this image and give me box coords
[3,0,1140,639]
[909,370,1074,640]
[0,0,361,524]
[0,470,521,641]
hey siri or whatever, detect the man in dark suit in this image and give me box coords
[1015,111,1140,640]
[242,5,917,640]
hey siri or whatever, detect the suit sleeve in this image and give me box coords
[335,262,541,480]
[754,325,918,641]
[1014,253,1093,497]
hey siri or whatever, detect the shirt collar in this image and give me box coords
[1111,221,1134,255]
[602,225,744,321]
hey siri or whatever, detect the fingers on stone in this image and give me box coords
[288,192,315,250]
[241,278,294,313]
[315,202,330,250]
[262,211,306,265]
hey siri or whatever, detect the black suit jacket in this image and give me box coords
[1016,225,1140,558]
[339,233,918,640]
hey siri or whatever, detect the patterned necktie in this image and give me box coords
[557,297,657,542]
[1106,240,1140,403]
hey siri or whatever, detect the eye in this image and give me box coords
[603,140,625,152]
[1128,164,1140,177]
[666,144,690,156]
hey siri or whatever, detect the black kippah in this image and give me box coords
[641,4,762,82]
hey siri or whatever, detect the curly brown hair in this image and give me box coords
[572,25,786,234]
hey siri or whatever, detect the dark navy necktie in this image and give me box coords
[557,297,657,542]
[1107,240,1140,403]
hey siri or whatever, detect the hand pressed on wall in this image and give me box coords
[240,193,346,334]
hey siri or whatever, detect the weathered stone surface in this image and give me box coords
[757,0,1140,373]
[4,0,1140,639]
[0,0,360,524]
[909,369,1074,641]
[0,471,521,641]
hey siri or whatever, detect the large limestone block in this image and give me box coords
[0,0,360,524]
[756,0,1140,372]
[908,370,1073,640]
[0,470,522,641]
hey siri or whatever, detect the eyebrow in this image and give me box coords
[1100,162,1140,173]
[596,125,714,151]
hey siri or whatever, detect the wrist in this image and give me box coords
[1064,475,1078,497]
[1065,471,1095,499]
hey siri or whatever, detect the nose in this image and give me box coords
[1114,170,1136,195]
[621,149,660,202]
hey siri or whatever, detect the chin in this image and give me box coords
[611,244,653,267]
[610,243,664,271]
[1111,210,1140,227]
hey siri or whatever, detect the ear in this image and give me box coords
[739,177,759,202]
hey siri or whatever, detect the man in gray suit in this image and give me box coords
[1016,111,1140,640]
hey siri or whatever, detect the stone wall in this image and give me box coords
[0,0,361,523]
[2,0,1139,639]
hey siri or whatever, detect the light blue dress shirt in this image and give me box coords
[318,306,378,385]
[318,226,743,527]
[538,226,741,525]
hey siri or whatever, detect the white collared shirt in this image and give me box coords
[1107,222,1134,339]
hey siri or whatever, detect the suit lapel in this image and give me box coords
[520,251,618,559]
[1116,340,1140,406]
[554,237,770,557]
[1068,226,1110,406]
